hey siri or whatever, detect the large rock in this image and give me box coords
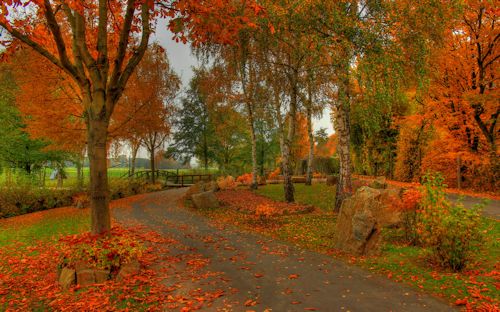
[334,186,401,256]
[192,191,219,210]
[186,181,219,199]
[59,267,76,290]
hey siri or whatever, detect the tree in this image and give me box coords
[170,69,217,170]
[423,0,499,188]
[119,44,180,183]
[255,0,327,202]
[0,62,60,175]
[0,0,262,234]
[308,1,454,211]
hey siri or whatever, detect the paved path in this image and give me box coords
[446,194,500,220]
[113,188,455,312]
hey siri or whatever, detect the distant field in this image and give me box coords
[0,167,218,188]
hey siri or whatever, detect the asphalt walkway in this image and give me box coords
[113,188,455,311]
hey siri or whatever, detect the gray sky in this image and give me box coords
[152,28,334,135]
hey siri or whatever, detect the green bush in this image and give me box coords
[0,176,167,218]
[0,181,74,218]
[418,173,484,271]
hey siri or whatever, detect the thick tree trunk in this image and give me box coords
[333,75,353,213]
[283,78,298,203]
[247,103,258,190]
[88,118,111,235]
[305,105,314,186]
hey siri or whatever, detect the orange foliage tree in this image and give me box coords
[422,0,499,189]
[115,44,180,183]
[0,0,262,234]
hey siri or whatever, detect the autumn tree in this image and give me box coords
[0,63,59,175]
[422,0,499,188]
[0,0,262,234]
[118,44,180,183]
[308,1,454,211]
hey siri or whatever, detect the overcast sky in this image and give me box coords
[152,28,334,135]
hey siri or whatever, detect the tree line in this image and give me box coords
[0,0,497,235]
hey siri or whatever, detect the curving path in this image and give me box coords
[113,188,455,312]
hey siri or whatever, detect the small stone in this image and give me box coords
[117,260,140,281]
[74,261,91,272]
[94,269,110,283]
[76,269,95,287]
[59,267,76,290]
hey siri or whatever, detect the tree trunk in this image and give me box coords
[283,76,298,202]
[130,143,139,176]
[87,118,111,235]
[203,130,209,171]
[25,163,31,174]
[76,158,83,190]
[247,103,258,190]
[333,74,353,213]
[149,146,156,184]
[305,104,314,186]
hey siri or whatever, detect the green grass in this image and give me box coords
[0,167,219,188]
[256,183,335,212]
[0,208,89,247]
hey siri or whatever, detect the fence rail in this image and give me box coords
[122,170,212,187]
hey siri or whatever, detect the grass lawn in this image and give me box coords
[256,183,335,212]
[198,183,500,310]
[0,167,218,188]
[0,207,89,248]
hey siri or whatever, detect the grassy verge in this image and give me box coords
[0,207,89,247]
[256,183,335,212]
[197,183,499,309]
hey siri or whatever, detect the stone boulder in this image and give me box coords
[117,260,141,281]
[334,186,401,256]
[192,191,219,210]
[59,267,76,290]
[186,181,219,199]
[326,175,338,186]
[369,176,387,189]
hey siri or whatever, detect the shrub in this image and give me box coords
[255,203,277,221]
[236,173,253,185]
[217,176,237,190]
[59,226,144,272]
[0,183,73,218]
[268,168,281,180]
[392,188,422,245]
[418,173,484,271]
[72,192,90,208]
